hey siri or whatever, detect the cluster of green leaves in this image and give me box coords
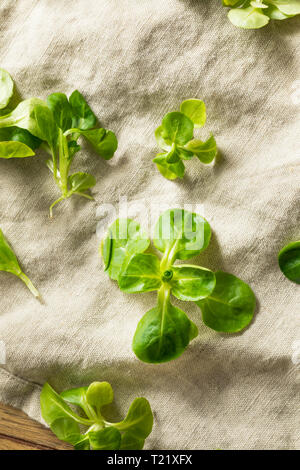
[101,209,256,364]
[278,240,300,284]
[40,381,153,450]
[154,99,217,180]
[222,1,300,29]
[0,69,118,216]
[0,228,39,297]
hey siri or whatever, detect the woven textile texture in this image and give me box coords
[0,0,299,450]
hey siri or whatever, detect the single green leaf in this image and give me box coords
[165,145,181,164]
[185,134,217,164]
[68,172,96,193]
[32,103,58,149]
[180,99,206,128]
[0,68,13,109]
[171,265,216,301]
[80,128,118,160]
[0,126,42,150]
[0,228,22,275]
[47,93,73,132]
[50,418,81,445]
[120,431,145,450]
[86,381,114,409]
[89,427,121,450]
[153,208,211,261]
[102,232,112,271]
[270,0,300,15]
[196,271,256,333]
[153,153,185,180]
[114,397,153,439]
[0,228,39,297]
[60,387,88,408]
[155,125,172,151]
[278,241,300,284]
[228,7,270,28]
[118,253,162,293]
[266,4,291,19]
[161,112,194,146]
[40,383,90,428]
[0,141,35,158]
[69,90,97,130]
[101,219,150,281]
[133,290,198,363]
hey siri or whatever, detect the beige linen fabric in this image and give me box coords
[0,0,299,450]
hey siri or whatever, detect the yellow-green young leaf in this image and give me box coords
[102,219,150,281]
[153,153,185,180]
[89,427,121,450]
[278,241,300,284]
[180,99,206,128]
[0,228,39,298]
[60,386,88,408]
[0,141,35,159]
[266,4,291,19]
[155,125,172,151]
[161,112,194,146]
[68,172,96,192]
[0,228,22,275]
[185,134,217,164]
[271,0,300,15]
[171,265,216,301]
[0,68,13,109]
[86,382,114,408]
[165,145,181,163]
[118,253,162,293]
[153,208,211,261]
[114,398,153,439]
[228,7,270,29]
[40,383,89,427]
[196,271,256,333]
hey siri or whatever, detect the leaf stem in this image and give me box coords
[49,196,65,218]
[18,272,40,298]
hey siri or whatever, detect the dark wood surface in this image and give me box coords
[0,402,72,450]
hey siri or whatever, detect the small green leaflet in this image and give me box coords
[40,381,153,450]
[278,240,300,284]
[196,271,256,333]
[0,141,35,159]
[0,228,40,298]
[0,68,13,109]
[154,99,217,179]
[101,219,150,280]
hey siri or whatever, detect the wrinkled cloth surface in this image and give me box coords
[0,0,299,450]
